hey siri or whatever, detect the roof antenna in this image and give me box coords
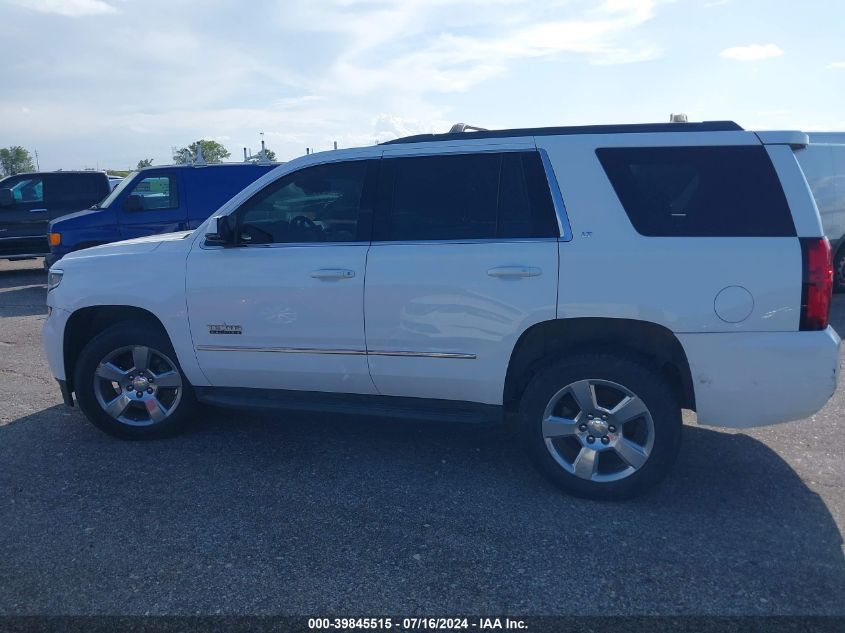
[257,133,271,165]
[194,143,207,166]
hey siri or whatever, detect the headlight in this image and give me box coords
[47,269,64,291]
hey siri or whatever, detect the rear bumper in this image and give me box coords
[679,327,840,428]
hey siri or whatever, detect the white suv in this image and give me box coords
[42,121,841,499]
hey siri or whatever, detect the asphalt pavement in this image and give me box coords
[1,258,843,616]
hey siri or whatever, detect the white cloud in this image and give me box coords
[720,43,784,61]
[8,0,118,16]
[297,0,664,99]
[828,61,845,69]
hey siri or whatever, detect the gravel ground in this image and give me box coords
[0,257,843,616]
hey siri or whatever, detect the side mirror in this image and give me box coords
[0,189,14,208]
[124,194,144,212]
[205,215,233,246]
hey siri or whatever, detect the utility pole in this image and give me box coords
[34,148,40,171]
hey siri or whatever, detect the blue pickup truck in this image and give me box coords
[45,162,276,267]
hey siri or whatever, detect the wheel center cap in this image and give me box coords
[132,376,150,391]
[587,418,609,437]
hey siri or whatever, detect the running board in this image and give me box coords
[195,387,502,426]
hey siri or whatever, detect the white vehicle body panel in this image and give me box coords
[364,138,558,404]
[679,327,840,427]
[43,235,204,386]
[184,146,384,393]
[540,132,802,333]
[185,242,375,394]
[364,240,558,404]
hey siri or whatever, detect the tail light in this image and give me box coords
[799,237,833,331]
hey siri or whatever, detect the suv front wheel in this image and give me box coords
[74,322,197,439]
[520,354,682,500]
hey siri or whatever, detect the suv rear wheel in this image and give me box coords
[520,354,682,500]
[74,322,196,439]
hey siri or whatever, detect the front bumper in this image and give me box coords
[42,305,71,383]
[679,327,841,428]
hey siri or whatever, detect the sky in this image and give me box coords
[1,0,844,171]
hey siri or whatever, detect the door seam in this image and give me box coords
[363,242,382,395]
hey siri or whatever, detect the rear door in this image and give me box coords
[0,174,48,256]
[118,170,188,240]
[364,144,561,405]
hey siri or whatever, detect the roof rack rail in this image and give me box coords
[448,123,488,133]
[382,120,743,145]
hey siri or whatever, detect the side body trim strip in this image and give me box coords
[195,345,476,359]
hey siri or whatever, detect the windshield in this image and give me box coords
[95,171,138,208]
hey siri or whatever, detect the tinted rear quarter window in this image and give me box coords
[50,173,107,206]
[596,145,795,237]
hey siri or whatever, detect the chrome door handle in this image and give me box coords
[487,266,541,278]
[310,268,355,280]
[29,208,48,214]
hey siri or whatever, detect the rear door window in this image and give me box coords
[596,145,795,237]
[375,151,559,241]
[498,152,559,239]
[381,153,500,241]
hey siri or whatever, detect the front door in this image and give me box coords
[364,147,561,405]
[0,174,48,256]
[186,158,378,394]
[118,170,188,239]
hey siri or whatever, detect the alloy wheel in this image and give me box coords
[93,345,183,427]
[541,379,655,482]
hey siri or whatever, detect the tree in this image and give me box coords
[261,147,277,161]
[136,158,153,169]
[173,140,230,165]
[0,146,36,177]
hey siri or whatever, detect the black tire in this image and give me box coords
[74,321,197,440]
[834,246,845,294]
[520,353,682,500]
